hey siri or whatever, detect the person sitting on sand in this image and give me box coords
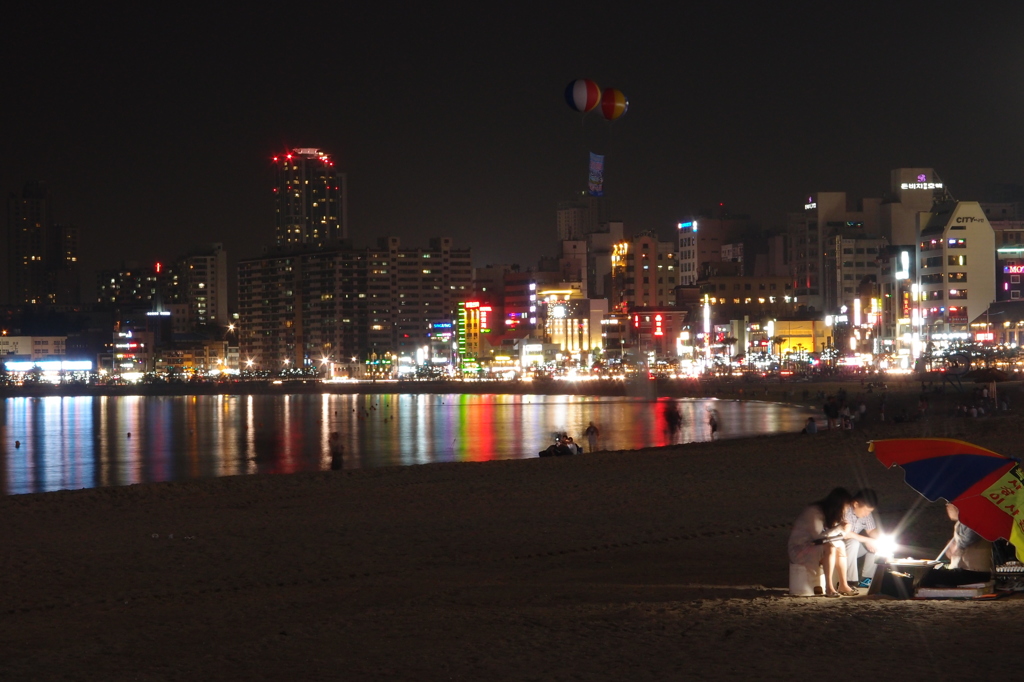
[844,489,880,586]
[801,417,818,434]
[787,487,859,597]
[540,433,576,457]
[943,503,993,573]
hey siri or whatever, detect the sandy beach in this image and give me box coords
[2,393,1020,681]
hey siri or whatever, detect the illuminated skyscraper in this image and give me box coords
[272,148,348,247]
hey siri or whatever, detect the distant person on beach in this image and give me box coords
[844,489,880,585]
[823,397,839,430]
[788,487,858,597]
[540,433,577,457]
[707,409,719,440]
[801,417,818,434]
[328,431,343,470]
[665,403,683,441]
[584,422,600,452]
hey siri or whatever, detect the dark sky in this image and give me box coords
[4,5,1024,291]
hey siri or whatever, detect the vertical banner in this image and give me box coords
[588,152,605,197]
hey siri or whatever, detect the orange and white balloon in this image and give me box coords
[599,88,628,121]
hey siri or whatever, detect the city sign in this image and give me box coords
[901,182,943,190]
[1003,265,1024,274]
[896,251,910,279]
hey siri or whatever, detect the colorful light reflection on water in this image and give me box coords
[0,394,816,495]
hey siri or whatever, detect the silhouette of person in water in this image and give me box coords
[664,403,683,442]
[328,431,343,470]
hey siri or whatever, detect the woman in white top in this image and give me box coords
[788,487,859,597]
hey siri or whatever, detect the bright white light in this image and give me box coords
[875,533,898,559]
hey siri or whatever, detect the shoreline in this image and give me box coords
[3,373,1013,403]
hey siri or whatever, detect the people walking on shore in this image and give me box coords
[707,408,719,440]
[584,421,600,452]
[664,403,683,442]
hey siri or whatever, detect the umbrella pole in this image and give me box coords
[935,538,953,563]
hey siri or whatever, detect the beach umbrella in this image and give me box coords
[871,438,1024,556]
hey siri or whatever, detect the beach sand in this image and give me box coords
[2,404,1020,680]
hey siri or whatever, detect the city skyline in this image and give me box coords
[4,5,1024,290]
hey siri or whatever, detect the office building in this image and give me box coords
[618,231,678,310]
[788,192,882,312]
[916,201,996,342]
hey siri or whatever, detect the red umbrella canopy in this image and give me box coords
[872,438,1024,555]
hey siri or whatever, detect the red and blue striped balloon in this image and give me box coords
[564,79,602,113]
[599,88,628,121]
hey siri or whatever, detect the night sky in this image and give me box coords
[4,5,1024,295]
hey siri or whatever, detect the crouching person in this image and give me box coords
[844,489,881,587]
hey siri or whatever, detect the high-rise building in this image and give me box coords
[586,220,623,297]
[880,168,945,246]
[5,182,80,305]
[237,237,471,370]
[788,192,883,311]
[916,201,995,339]
[272,148,348,247]
[96,261,167,306]
[177,243,229,329]
[620,231,678,310]
[556,194,605,241]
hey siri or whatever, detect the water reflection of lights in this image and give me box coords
[1,394,815,495]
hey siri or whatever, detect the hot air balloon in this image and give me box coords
[599,88,628,121]
[564,79,602,113]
